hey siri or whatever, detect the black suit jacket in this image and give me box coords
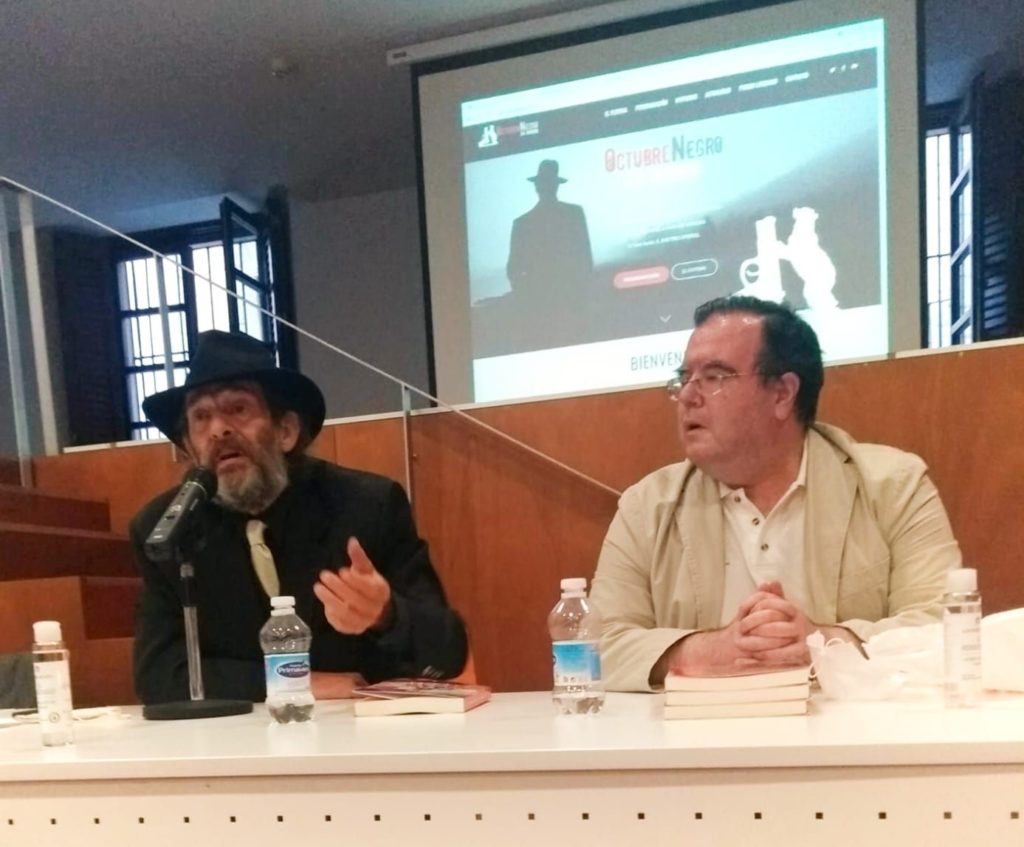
[131,457,468,704]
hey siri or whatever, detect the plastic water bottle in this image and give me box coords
[943,567,982,707]
[32,620,74,746]
[260,596,315,723]
[548,577,604,714]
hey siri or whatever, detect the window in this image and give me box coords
[115,209,277,441]
[924,127,953,347]
[925,96,977,349]
[949,122,975,344]
[117,251,190,440]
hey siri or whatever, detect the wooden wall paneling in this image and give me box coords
[77,637,136,707]
[80,576,141,640]
[33,443,185,536]
[441,387,681,494]
[0,523,134,579]
[0,577,87,654]
[0,484,111,531]
[304,426,338,464]
[411,409,619,693]
[329,417,407,490]
[0,457,21,485]
[0,575,136,706]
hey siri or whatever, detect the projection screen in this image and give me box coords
[417,0,921,405]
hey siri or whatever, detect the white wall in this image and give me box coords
[290,188,432,419]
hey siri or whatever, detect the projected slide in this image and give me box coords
[459,21,888,403]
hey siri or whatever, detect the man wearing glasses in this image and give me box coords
[591,295,960,691]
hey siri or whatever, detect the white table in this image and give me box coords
[2,691,1023,846]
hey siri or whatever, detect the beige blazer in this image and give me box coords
[591,424,961,692]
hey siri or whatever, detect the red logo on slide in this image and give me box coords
[605,135,724,171]
[605,146,670,172]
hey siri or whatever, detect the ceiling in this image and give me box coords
[1,0,1022,229]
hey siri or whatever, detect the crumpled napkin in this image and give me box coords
[809,609,1024,699]
[807,625,943,700]
[982,608,1024,691]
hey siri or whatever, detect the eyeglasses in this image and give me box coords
[666,371,763,400]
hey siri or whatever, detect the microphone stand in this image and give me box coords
[142,549,253,721]
[182,562,206,702]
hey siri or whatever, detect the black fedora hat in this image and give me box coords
[142,330,326,448]
[527,159,567,185]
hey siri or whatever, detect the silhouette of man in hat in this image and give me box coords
[131,331,468,705]
[506,160,594,334]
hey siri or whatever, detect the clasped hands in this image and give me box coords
[312,537,394,636]
[668,581,821,677]
[730,580,814,666]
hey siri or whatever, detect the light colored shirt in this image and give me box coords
[718,440,808,625]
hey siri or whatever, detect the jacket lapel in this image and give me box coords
[678,466,726,630]
[803,426,857,622]
[270,463,336,620]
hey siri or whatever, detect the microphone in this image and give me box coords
[141,465,253,722]
[144,467,217,562]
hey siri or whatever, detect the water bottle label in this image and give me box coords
[943,610,982,681]
[264,651,311,695]
[552,640,602,685]
[33,661,73,735]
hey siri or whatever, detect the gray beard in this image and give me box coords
[214,452,289,515]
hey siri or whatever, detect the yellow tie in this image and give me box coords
[246,519,280,598]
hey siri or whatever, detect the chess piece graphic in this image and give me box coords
[739,208,838,310]
[738,216,786,302]
[781,207,838,310]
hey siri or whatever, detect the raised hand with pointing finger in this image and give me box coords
[314,537,395,634]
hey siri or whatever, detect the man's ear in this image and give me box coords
[774,372,800,420]
[277,411,301,453]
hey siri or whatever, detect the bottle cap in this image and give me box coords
[946,568,977,593]
[560,577,587,592]
[270,596,296,608]
[33,620,63,643]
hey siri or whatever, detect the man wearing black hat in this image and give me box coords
[506,159,593,342]
[131,331,469,704]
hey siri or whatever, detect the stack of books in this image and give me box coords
[352,679,492,717]
[663,665,812,719]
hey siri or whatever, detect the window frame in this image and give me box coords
[111,219,277,441]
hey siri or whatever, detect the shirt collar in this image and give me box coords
[717,433,810,501]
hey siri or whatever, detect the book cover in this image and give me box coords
[665,682,810,706]
[352,679,492,717]
[663,699,809,720]
[665,665,811,692]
